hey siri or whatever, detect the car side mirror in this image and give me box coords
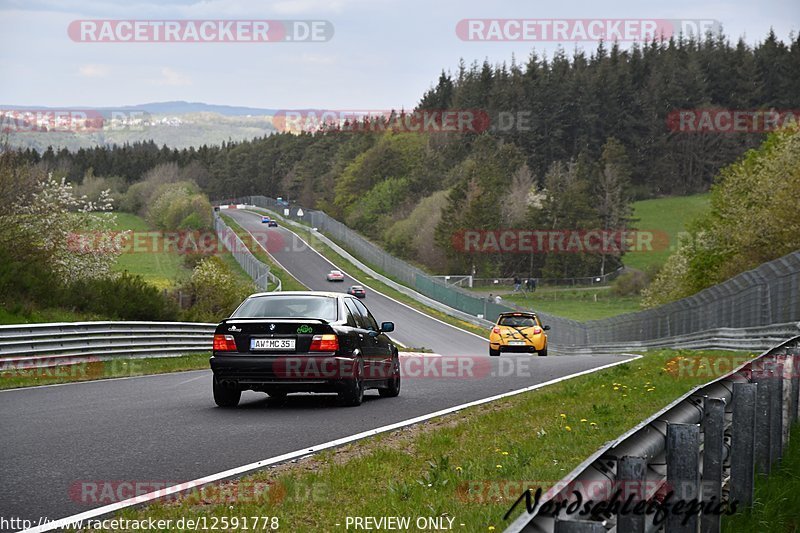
[543,325,551,331]
[380,321,395,333]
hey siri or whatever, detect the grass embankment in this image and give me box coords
[113,212,253,290]
[479,287,641,322]
[625,193,710,271]
[86,349,752,532]
[0,353,210,390]
[111,212,189,290]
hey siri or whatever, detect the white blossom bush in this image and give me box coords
[14,174,125,283]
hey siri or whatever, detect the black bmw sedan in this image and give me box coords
[210,292,399,407]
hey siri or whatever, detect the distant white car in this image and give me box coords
[326,270,345,282]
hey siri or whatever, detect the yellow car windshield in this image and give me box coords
[498,316,536,327]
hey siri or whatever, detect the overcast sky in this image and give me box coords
[1,0,797,110]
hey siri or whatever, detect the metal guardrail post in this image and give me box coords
[553,519,605,533]
[791,349,800,423]
[729,382,757,507]
[769,363,784,463]
[666,423,700,533]
[616,456,647,533]
[753,373,773,475]
[701,397,725,533]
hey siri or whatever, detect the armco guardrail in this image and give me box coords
[0,322,215,368]
[213,210,280,291]
[239,195,800,350]
[505,335,800,533]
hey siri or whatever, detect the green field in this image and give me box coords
[111,213,190,289]
[499,287,642,321]
[624,193,710,271]
[112,212,253,290]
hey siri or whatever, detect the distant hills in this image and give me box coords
[1,101,281,150]
[1,100,279,117]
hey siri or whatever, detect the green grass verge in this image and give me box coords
[625,193,710,271]
[722,424,800,533]
[0,306,105,325]
[88,349,752,532]
[219,214,307,292]
[111,213,190,290]
[0,352,210,390]
[500,288,641,321]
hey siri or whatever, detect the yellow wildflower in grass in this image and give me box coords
[564,426,572,431]
[580,419,588,423]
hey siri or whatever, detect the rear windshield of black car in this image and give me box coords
[499,316,537,327]
[232,296,338,321]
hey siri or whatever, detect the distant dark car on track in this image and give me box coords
[347,285,366,298]
[210,292,399,407]
[267,219,278,227]
[326,269,345,282]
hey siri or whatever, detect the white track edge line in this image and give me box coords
[21,353,640,533]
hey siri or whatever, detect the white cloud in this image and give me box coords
[78,64,109,78]
[154,67,191,86]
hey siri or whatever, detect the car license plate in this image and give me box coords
[508,341,526,346]
[251,338,295,351]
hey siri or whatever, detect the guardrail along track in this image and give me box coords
[504,335,800,533]
[0,321,215,368]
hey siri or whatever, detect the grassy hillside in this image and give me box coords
[624,194,710,271]
[111,213,189,289]
[112,212,254,291]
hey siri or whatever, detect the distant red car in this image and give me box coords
[347,285,366,298]
[326,270,345,282]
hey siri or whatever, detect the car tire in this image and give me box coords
[489,347,501,357]
[338,357,364,406]
[379,352,401,398]
[213,377,241,408]
[538,345,548,357]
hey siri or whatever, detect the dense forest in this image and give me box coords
[12,30,800,278]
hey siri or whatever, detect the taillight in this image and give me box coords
[309,334,339,352]
[492,327,501,334]
[533,327,542,334]
[213,334,238,352]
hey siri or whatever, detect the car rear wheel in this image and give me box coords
[338,357,364,406]
[213,377,241,408]
[489,347,501,357]
[379,353,401,398]
[538,345,548,357]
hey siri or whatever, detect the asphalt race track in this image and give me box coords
[0,209,630,529]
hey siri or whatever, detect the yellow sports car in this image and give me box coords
[489,312,549,357]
